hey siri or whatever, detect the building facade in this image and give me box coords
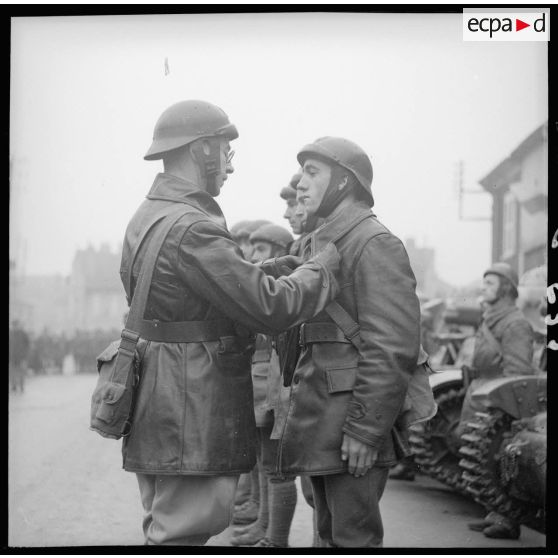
[479,122,548,276]
[69,243,128,332]
[10,244,127,335]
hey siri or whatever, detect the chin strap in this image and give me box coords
[190,137,223,196]
[315,165,353,218]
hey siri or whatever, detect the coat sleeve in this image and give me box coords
[500,321,535,376]
[342,233,421,448]
[175,219,340,335]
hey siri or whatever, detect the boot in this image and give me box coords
[483,519,520,540]
[468,519,494,532]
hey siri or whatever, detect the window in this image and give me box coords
[502,190,517,258]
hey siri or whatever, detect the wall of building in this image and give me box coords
[10,245,127,335]
[483,124,547,276]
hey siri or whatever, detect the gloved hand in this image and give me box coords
[306,242,341,270]
[260,255,304,278]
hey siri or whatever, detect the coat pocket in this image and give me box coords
[95,382,127,423]
[325,366,358,393]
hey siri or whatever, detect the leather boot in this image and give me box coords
[483,516,520,540]
[468,519,494,532]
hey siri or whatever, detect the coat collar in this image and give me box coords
[482,299,520,330]
[304,201,374,256]
[146,173,227,228]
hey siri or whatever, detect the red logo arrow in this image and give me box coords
[516,18,530,31]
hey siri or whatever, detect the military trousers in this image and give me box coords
[136,473,238,545]
[309,467,389,548]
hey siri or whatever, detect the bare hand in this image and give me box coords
[341,434,378,477]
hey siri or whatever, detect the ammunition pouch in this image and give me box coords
[90,330,145,440]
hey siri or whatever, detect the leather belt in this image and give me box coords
[137,319,236,343]
[299,322,351,345]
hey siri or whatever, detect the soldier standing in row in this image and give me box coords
[229,219,272,524]
[230,219,271,260]
[276,137,422,547]
[119,100,342,545]
[231,223,296,547]
[463,262,535,540]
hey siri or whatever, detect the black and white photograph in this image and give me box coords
[8,7,550,549]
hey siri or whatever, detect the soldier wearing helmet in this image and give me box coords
[249,224,294,263]
[230,219,272,260]
[273,136,426,548]
[460,262,536,540]
[118,100,342,546]
[229,223,298,547]
[280,171,304,237]
[277,174,325,547]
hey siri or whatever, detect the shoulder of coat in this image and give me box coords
[500,310,534,335]
[175,213,231,243]
[350,213,390,239]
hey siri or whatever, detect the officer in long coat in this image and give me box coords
[119,100,341,545]
[275,137,421,547]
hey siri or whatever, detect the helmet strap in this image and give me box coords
[315,165,352,218]
[190,137,223,196]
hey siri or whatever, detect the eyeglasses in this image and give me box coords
[226,150,235,164]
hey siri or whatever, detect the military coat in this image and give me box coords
[119,173,339,475]
[274,202,421,475]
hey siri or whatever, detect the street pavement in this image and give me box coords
[8,373,546,549]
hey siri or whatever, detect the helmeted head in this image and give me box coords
[296,136,374,218]
[230,219,272,259]
[144,100,238,196]
[249,223,293,263]
[482,262,519,304]
[280,171,303,235]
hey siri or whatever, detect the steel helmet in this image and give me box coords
[230,219,271,241]
[279,186,297,200]
[483,262,519,290]
[289,171,302,189]
[249,224,293,250]
[279,171,301,200]
[144,100,239,161]
[297,136,374,206]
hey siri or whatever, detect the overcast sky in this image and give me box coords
[10,12,547,287]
